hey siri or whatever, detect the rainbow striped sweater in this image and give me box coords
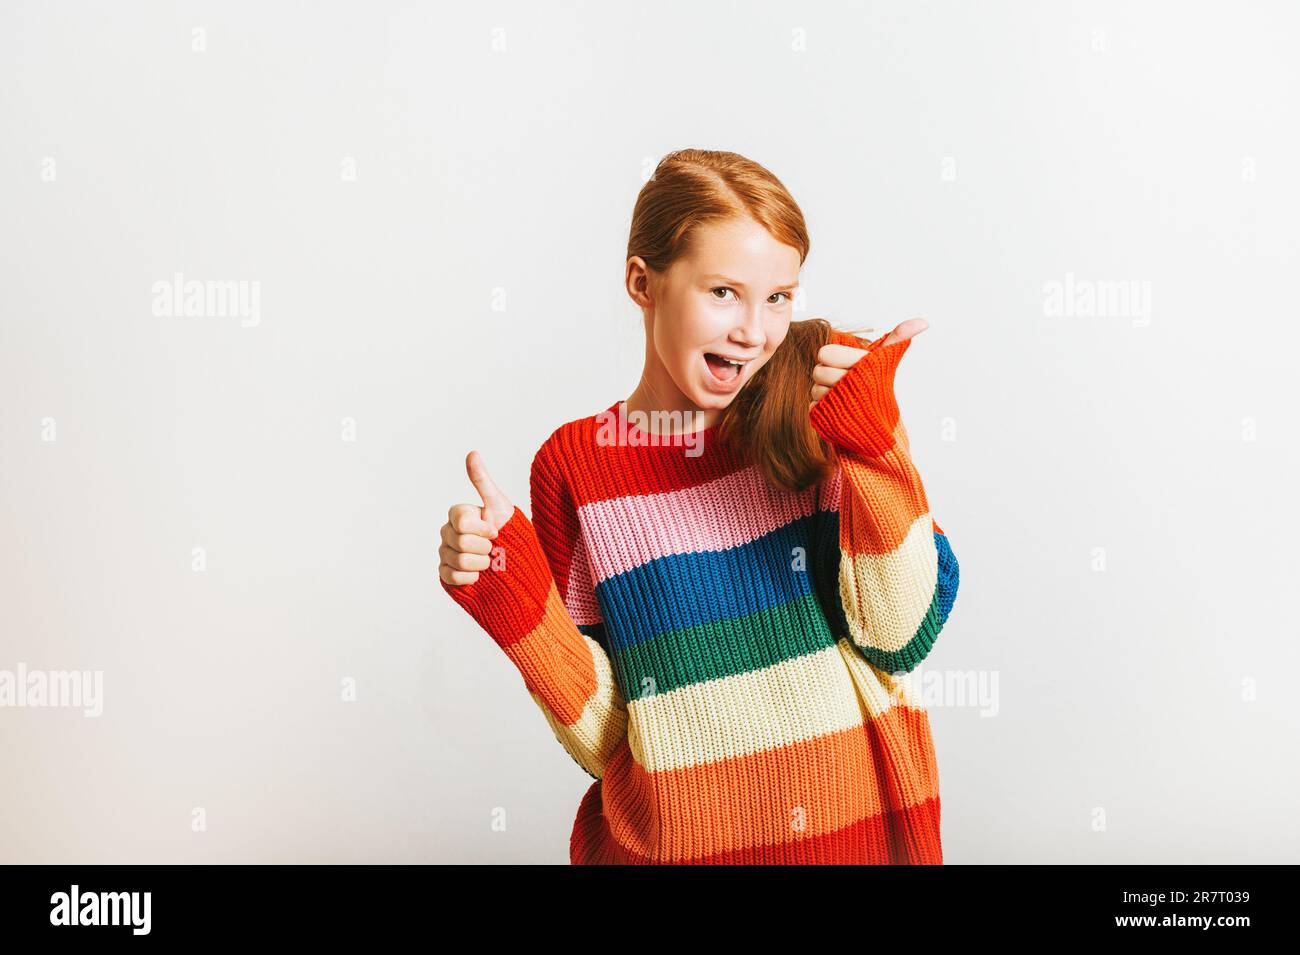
[442,330,960,864]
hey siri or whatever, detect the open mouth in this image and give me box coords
[704,352,752,383]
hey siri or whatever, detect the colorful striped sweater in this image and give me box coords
[441,329,960,864]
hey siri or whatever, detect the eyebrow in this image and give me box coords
[703,274,801,292]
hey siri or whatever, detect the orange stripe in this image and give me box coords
[837,423,931,557]
[500,582,598,726]
[599,705,939,861]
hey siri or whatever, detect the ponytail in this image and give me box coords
[718,317,876,493]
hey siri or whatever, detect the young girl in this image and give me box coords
[438,148,960,864]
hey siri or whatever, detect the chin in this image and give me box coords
[691,391,736,410]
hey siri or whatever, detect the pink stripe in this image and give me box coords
[563,530,603,626]
[578,464,819,582]
[817,465,843,513]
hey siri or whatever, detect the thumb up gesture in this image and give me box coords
[439,450,515,586]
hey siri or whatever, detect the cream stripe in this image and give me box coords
[835,637,926,719]
[529,633,628,779]
[626,645,865,774]
[840,511,938,654]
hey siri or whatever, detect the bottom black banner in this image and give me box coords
[0,863,1287,941]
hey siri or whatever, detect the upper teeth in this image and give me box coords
[717,356,745,366]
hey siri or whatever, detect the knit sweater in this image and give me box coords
[441,329,960,864]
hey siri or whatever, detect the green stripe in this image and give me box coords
[614,592,836,701]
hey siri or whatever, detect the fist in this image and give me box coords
[810,318,929,406]
[438,450,515,587]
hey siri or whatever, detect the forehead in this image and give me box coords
[679,216,801,276]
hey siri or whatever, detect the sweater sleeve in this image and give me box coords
[807,331,961,674]
[439,440,629,780]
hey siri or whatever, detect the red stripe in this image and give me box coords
[543,410,751,508]
[439,507,550,648]
[571,782,942,864]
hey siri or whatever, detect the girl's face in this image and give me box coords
[632,215,802,415]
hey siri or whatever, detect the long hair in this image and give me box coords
[627,148,874,492]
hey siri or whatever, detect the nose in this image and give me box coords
[729,303,765,350]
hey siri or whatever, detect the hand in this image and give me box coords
[438,450,515,586]
[810,318,929,406]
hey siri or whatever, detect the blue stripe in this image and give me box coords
[934,529,959,623]
[577,621,609,656]
[811,507,848,639]
[595,514,819,653]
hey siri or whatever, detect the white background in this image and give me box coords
[1,0,1297,863]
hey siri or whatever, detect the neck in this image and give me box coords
[624,354,718,436]
[623,386,718,435]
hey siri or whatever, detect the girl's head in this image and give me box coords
[626,148,868,492]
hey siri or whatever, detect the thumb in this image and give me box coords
[878,317,929,348]
[465,450,512,524]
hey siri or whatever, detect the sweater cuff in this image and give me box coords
[440,505,555,649]
[809,335,910,459]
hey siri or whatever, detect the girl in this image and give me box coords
[438,148,960,864]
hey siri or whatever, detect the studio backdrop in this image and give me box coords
[1,0,1296,863]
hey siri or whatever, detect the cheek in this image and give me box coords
[759,318,791,363]
[664,305,719,361]
[652,312,706,385]
[767,315,792,350]
[682,301,728,346]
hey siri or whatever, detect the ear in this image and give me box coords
[625,256,655,310]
